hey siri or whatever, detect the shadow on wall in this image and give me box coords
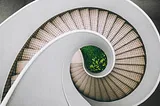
[0,0,34,23]
[25,0,34,4]
[131,0,160,31]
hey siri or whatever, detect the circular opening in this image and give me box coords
[71,33,115,78]
[80,45,108,73]
[81,44,115,78]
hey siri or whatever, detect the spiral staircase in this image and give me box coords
[0,0,160,106]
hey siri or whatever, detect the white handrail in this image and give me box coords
[0,30,109,106]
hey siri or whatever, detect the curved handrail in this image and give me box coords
[0,0,159,105]
[0,30,110,106]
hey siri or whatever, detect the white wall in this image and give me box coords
[0,0,159,105]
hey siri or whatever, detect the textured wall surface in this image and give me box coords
[0,0,25,22]
[24,0,34,4]
[0,0,160,105]
[132,0,160,32]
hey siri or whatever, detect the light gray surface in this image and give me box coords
[6,31,105,106]
[131,0,160,106]
[0,0,160,106]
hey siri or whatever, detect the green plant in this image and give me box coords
[80,46,107,73]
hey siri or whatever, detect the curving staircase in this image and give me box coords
[1,8,146,103]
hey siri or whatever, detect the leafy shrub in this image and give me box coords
[80,46,107,73]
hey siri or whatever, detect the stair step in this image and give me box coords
[22,49,39,60]
[83,76,91,95]
[75,74,87,87]
[111,24,132,45]
[90,9,98,31]
[107,18,125,41]
[105,77,125,98]
[114,64,144,74]
[61,12,77,30]
[70,10,84,29]
[95,79,102,100]
[70,63,83,68]
[88,77,95,99]
[97,10,108,34]
[101,78,117,100]
[11,75,18,85]
[98,79,110,101]
[114,31,139,50]
[116,56,145,65]
[72,71,86,82]
[113,68,142,82]
[36,29,56,42]
[16,61,28,74]
[70,66,83,73]
[108,75,132,95]
[29,38,47,50]
[44,22,62,37]
[52,16,70,32]
[103,13,117,37]
[71,68,85,78]
[79,75,89,92]
[115,38,143,54]
[116,47,145,59]
[111,72,138,89]
[80,9,91,30]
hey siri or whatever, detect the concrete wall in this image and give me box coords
[0,0,160,105]
[132,0,160,32]
[0,0,25,22]
[24,0,34,4]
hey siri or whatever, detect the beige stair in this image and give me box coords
[4,8,146,103]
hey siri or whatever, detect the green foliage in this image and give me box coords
[80,46,107,73]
